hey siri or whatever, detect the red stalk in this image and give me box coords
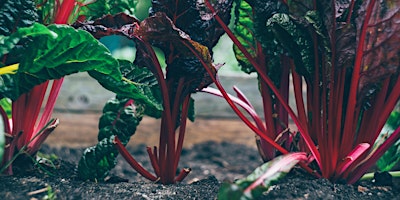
[347,126,400,184]
[341,0,376,156]
[346,0,356,24]
[164,78,187,183]
[114,136,158,182]
[15,82,48,149]
[174,95,191,171]
[355,79,389,145]
[147,147,160,177]
[204,0,321,167]
[233,86,255,110]
[54,0,76,24]
[329,68,346,177]
[291,69,308,136]
[375,78,400,136]
[334,143,370,177]
[175,168,191,182]
[201,87,266,133]
[36,79,64,131]
[28,79,64,152]
[260,77,277,160]
[26,119,59,155]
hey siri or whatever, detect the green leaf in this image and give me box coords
[78,136,119,181]
[266,13,315,82]
[387,110,400,130]
[116,59,162,118]
[218,153,306,200]
[233,0,287,86]
[0,23,57,57]
[376,139,400,172]
[78,0,138,20]
[0,98,11,118]
[232,0,257,74]
[78,96,143,181]
[0,0,38,36]
[2,24,120,100]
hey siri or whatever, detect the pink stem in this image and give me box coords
[341,0,376,156]
[204,0,321,167]
[114,136,157,181]
[54,0,76,24]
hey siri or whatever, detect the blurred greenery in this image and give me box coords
[376,102,400,171]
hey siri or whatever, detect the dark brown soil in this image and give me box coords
[0,115,399,199]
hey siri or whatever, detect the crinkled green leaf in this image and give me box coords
[0,0,38,36]
[0,23,57,57]
[233,0,287,86]
[117,59,162,118]
[266,13,315,82]
[1,24,121,100]
[232,0,257,74]
[88,60,164,116]
[72,13,163,113]
[78,136,119,181]
[78,96,143,181]
[218,153,307,200]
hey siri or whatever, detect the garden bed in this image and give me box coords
[0,116,398,199]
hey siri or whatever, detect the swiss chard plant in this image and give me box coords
[75,0,233,184]
[202,0,400,184]
[0,0,156,174]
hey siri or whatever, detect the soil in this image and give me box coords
[0,114,399,199]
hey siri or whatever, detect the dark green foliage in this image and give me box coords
[1,24,121,100]
[387,110,400,130]
[0,0,38,36]
[117,59,162,118]
[150,0,233,49]
[376,110,400,172]
[78,0,138,20]
[376,139,400,172]
[232,0,257,74]
[78,96,143,180]
[265,13,315,82]
[233,0,317,85]
[78,136,119,180]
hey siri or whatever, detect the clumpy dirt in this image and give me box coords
[0,141,399,200]
[0,115,399,199]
